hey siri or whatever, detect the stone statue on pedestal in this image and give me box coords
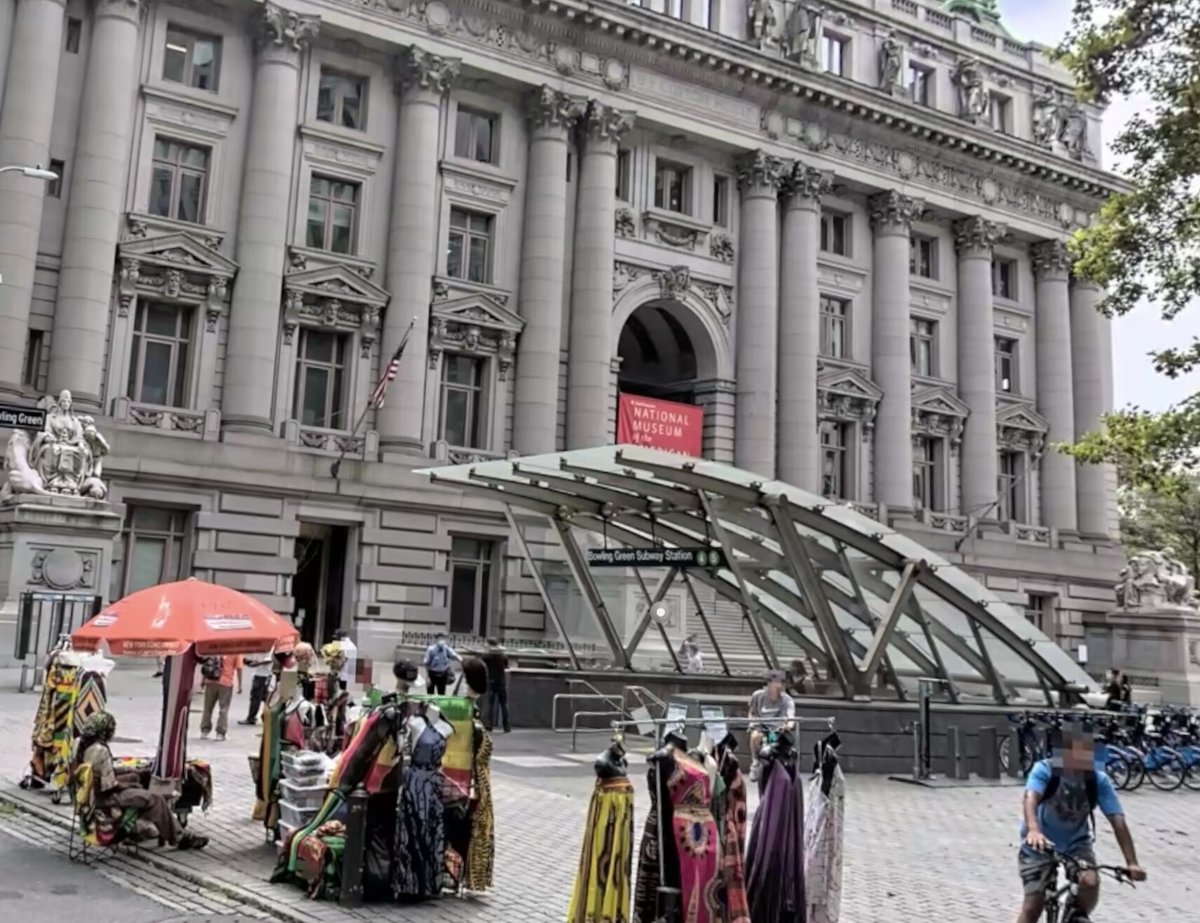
[782,3,822,65]
[3,391,109,501]
[953,58,987,123]
[878,32,903,94]
[1115,549,1199,611]
[747,0,777,50]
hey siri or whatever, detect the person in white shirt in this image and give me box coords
[238,655,275,726]
[334,629,358,691]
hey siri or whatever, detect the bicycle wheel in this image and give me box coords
[1123,750,1147,791]
[1146,749,1187,791]
[1182,758,1200,792]
[998,735,1011,774]
[1104,754,1132,791]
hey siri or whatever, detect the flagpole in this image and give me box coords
[331,316,416,481]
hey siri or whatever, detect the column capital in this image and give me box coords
[396,45,460,96]
[526,86,586,132]
[580,102,635,145]
[781,161,831,209]
[256,2,320,60]
[736,149,785,198]
[95,0,143,22]
[953,215,1007,256]
[1031,239,1073,281]
[868,190,924,235]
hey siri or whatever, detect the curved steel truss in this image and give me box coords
[419,445,1096,705]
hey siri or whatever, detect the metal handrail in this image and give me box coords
[552,693,624,733]
[621,684,666,718]
[571,712,639,752]
[567,677,624,713]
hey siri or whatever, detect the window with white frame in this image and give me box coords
[995,337,1017,394]
[908,62,932,105]
[292,328,349,429]
[65,17,82,55]
[989,92,1012,134]
[910,234,937,279]
[162,25,221,92]
[448,536,496,636]
[997,450,1024,522]
[822,32,848,76]
[438,354,487,449]
[820,421,851,499]
[454,107,497,164]
[654,158,693,215]
[120,506,191,597]
[615,149,632,201]
[820,210,850,255]
[819,295,849,359]
[447,208,493,284]
[317,68,366,130]
[993,257,1017,299]
[713,174,730,227]
[22,329,44,389]
[910,317,937,377]
[150,138,209,224]
[306,176,359,255]
[1025,593,1053,633]
[913,437,937,510]
[127,302,193,407]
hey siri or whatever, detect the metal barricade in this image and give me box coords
[15,591,102,692]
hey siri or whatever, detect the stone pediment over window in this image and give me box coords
[429,294,524,381]
[997,398,1050,452]
[282,261,391,359]
[912,384,970,443]
[818,364,882,428]
[117,215,238,330]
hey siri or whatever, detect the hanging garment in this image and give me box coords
[567,774,635,923]
[392,722,448,899]
[632,754,674,923]
[804,751,845,923]
[666,752,722,923]
[716,754,750,923]
[744,751,806,923]
[73,655,113,729]
[25,654,79,790]
[465,726,495,891]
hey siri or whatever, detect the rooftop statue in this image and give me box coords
[2,391,109,500]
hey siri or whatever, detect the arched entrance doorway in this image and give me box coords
[616,301,704,403]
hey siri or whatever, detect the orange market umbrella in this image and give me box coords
[72,577,298,657]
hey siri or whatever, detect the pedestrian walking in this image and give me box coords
[480,637,511,732]
[678,634,704,673]
[333,628,358,691]
[238,656,274,726]
[422,632,460,695]
[199,654,242,741]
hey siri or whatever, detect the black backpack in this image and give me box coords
[1040,763,1098,829]
[200,657,222,681]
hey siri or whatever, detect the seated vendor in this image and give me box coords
[75,712,208,850]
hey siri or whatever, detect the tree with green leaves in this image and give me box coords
[1059,1,1200,488]
[1119,475,1200,580]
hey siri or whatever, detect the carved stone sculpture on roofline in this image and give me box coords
[1115,549,1199,612]
[1,391,109,502]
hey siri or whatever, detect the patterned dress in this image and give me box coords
[567,774,635,923]
[392,723,448,899]
[465,727,495,890]
[718,759,751,923]
[668,753,722,923]
[804,755,845,923]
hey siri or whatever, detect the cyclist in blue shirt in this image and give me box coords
[1015,728,1146,923]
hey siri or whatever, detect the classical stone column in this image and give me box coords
[566,101,633,450]
[48,0,143,406]
[0,0,17,104]
[868,191,923,510]
[733,150,784,478]
[0,0,65,393]
[954,215,1006,518]
[512,87,581,456]
[222,4,319,434]
[376,46,459,454]
[1031,239,1078,531]
[1070,276,1111,537]
[777,161,829,491]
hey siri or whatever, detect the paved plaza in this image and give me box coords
[0,667,1196,922]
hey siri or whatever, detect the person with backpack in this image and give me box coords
[421,633,460,695]
[198,654,243,741]
[1015,727,1146,923]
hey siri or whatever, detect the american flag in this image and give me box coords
[371,318,415,409]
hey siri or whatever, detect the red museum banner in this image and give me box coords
[616,393,703,457]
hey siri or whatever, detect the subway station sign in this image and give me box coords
[586,546,727,569]
[0,403,46,429]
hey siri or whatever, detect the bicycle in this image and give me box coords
[1038,850,1135,923]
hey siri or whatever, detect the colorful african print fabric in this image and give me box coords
[567,775,634,923]
[465,727,494,891]
[28,656,78,789]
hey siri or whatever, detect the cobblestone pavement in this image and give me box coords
[0,666,1197,922]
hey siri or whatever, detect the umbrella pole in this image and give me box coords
[151,648,196,795]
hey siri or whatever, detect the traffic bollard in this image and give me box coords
[339,785,368,907]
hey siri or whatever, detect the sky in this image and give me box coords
[1000,0,1200,412]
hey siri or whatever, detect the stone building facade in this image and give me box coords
[0,0,1122,663]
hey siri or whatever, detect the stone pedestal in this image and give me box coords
[1083,608,1200,706]
[0,496,123,668]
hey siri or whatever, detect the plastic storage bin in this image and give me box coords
[281,750,325,775]
[280,777,329,811]
[277,799,319,831]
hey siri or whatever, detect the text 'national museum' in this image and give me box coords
[0,0,1122,668]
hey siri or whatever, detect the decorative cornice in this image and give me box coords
[736,149,785,197]
[526,85,586,130]
[1030,239,1072,280]
[257,2,319,55]
[96,0,142,20]
[397,44,460,95]
[580,101,635,144]
[953,215,1007,255]
[868,191,923,233]
[781,161,831,206]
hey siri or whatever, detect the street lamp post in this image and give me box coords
[0,163,61,284]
